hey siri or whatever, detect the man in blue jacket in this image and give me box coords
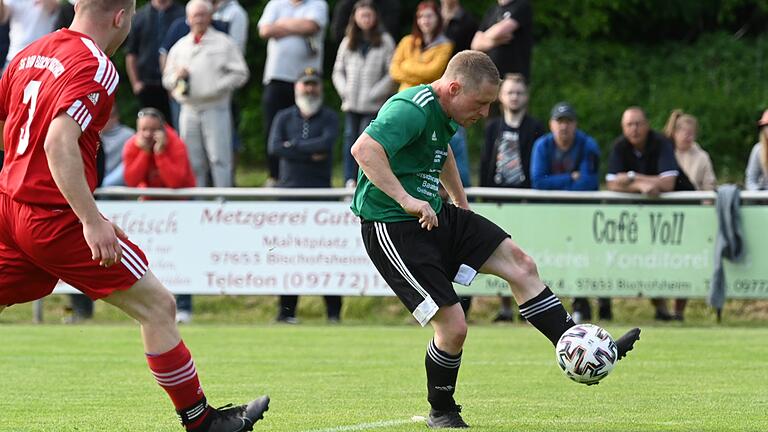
[530,102,611,322]
[531,102,600,190]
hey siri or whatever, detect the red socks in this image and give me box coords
[146,341,210,429]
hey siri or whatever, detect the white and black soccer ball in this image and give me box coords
[555,323,617,385]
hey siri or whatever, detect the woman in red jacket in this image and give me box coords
[123,107,196,189]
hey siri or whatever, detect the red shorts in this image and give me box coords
[0,193,149,306]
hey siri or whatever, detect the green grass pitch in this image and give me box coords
[1,324,766,431]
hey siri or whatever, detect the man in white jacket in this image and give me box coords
[162,0,249,187]
[0,0,59,70]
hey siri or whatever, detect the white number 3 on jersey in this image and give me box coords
[17,80,42,155]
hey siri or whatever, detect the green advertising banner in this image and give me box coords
[457,203,722,297]
[722,207,768,299]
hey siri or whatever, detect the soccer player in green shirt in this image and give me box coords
[351,51,641,428]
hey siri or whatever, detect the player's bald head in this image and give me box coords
[76,0,135,15]
[443,50,500,91]
[72,0,135,56]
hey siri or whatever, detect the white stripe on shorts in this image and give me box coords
[373,222,439,326]
[118,238,148,280]
[373,222,429,299]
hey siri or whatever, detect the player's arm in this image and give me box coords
[44,114,123,267]
[440,146,469,210]
[351,132,438,230]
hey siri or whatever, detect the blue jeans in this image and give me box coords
[343,112,376,182]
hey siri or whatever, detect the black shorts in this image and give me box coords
[360,204,509,326]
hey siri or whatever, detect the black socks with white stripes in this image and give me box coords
[519,286,576,345]
[425,339,462,411]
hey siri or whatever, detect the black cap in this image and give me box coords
[298,67,322,83]
[550,102,577,120]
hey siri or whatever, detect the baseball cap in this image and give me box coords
[757,109,768,128]
[298,67,322,84]
[551,102,577,120]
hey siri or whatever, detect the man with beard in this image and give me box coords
[267,67,342,324]
[479,73,544,322]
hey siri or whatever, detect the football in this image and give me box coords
[556,324,617,385]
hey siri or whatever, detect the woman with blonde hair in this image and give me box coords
[663,109,717,191]
[745,109,768,190]
[663,109,717,321]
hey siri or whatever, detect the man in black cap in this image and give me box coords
[267,67,343,324]
[530,102,600,191]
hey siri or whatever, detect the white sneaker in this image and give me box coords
[176,310,192,324]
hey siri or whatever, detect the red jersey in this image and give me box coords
[0,28,118,206]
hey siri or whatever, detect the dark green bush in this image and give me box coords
[523,33,768,182]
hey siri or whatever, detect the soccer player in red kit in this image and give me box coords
[0,1,268,431]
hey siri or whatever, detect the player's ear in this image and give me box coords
[114,8,127,29]
[448,80,462,96]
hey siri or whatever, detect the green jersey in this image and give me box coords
[351,85,458,222]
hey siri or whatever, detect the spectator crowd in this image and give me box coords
[1,0,765,325]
